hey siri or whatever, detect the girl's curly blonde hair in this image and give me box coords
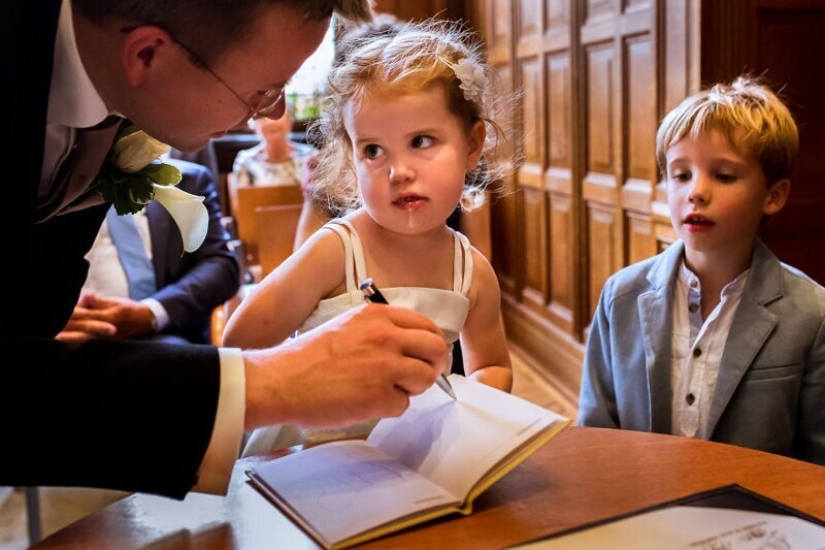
[309,18,519,216]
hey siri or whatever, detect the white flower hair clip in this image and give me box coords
[451,58,485,103]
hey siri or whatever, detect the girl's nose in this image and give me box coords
[389,159,415,184]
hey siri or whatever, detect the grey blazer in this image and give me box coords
[578,239,825,465]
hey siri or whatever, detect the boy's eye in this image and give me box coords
[716,173,737,183]
[411,135,434,148]
[363,144,383,159]
[670,171,691,182]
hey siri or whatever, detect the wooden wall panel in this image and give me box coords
[522,187,549,311]
[548,192,574,330]
[622,34,658,265]
[545,51,575,332]
[466,0,701,414]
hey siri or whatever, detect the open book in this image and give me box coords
[247,374,571,549]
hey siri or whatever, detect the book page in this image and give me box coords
[250,441,460,545]
[367,374,569,501]
[509,506,825,549]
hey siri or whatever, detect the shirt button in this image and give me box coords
[690,280,698,288]
[686,393,695,405]
[688,303,699,313]
[693,348,702,358]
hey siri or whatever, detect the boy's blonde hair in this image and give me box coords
[310,18,517,215]
[656,75,799,184]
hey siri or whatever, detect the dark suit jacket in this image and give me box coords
[0,0,226,499]
[145,158,239,343]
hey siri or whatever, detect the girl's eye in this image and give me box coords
[412,135,434,148]
[364,144,383,159]
[716,173,737,183]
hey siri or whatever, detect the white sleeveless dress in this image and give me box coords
[241,220,474,456]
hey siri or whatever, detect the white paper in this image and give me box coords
[252,441,457,544]
[368,374,569,499]
[510,506,825,549]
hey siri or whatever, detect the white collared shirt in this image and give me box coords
[670,261,749,439]
[45,0,244,495]
[40,0,111,199]
[81,210,171,331]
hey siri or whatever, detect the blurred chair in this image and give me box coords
[256,203,304,277]
[209,204,303,346]
[25,487,41,544]
[226,173,304,269]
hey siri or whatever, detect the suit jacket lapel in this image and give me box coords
[146,201,169,286]
[34,118,122,223]
[708,240,782,435]
[639,242,685,433]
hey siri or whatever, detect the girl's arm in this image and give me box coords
[221,229,346,349]
[459,248,513,392]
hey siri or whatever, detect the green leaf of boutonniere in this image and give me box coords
[95,125,182,215]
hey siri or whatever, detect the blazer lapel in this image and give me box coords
[639,242,684,433]
[35,117,122,223]
[146,201,170,286]
[707,240,781,435]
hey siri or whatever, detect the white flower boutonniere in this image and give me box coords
[452,58,485,103]
[95,125,209,252]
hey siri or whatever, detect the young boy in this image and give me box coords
[577,76,825,465]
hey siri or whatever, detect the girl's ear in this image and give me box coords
[465,120,487,170]
[121,26,176,87]
[763,178,791,216]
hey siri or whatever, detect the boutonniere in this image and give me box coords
[95,125,209,252]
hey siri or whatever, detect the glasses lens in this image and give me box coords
[253,89,285,119]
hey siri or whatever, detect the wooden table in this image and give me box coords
[33,427,825,549]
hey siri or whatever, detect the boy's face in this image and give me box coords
[665,129,788,258]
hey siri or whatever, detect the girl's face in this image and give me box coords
[343,84,485,235]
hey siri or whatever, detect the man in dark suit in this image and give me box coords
[57,158,240,345]
[2,0,447,499]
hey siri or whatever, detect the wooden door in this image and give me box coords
[702,0,825,284]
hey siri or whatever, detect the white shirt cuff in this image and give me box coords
[141,298,169,332]
[192,347,245,495]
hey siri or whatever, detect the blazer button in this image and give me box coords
[693,347,702,358]
[686,393,696,405]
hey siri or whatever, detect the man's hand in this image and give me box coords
[241,303,448,431]
[55,292,156,343]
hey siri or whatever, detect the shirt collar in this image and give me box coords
[48,0,111,129]
[678,258,750,297]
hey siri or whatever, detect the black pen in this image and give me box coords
[359,278,458,401]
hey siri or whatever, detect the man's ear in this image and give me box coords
[121,26,175,87]
[465,120,487,170]
[763,178,791,216]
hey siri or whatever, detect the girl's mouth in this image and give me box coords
[393,195,427,210]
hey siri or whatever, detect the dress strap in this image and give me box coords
[452,230,474,296]
[323,222,357,294]
[325,220,368,292]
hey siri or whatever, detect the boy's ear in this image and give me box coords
[763,178,791,216]
[465,120,487,170]
[121,26,176,87]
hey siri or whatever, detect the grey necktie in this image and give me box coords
[105,206,156,300]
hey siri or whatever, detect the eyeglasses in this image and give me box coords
[122,26,285,120]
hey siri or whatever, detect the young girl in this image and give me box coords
[222,19,516,454]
